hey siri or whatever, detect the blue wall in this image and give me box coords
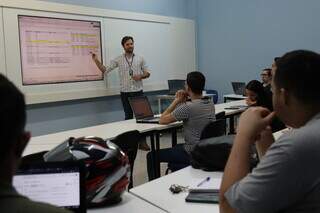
[197,0,320,102]
[41,0,195,19]
[28,0,196,136]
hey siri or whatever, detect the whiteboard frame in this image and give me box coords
[0,7,6,76]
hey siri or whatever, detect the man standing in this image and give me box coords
[220,50,320,212]
[92,36,150,150]
[92,36,150,120]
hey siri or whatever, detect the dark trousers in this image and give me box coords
[120,90,143,120]
[146,144,190,180]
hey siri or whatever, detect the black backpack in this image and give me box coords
[190,135,234,171]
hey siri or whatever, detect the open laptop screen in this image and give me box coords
[168,80,185,95]
[231,82,246,95]
[13,162,86,213]
[129,96,154,119]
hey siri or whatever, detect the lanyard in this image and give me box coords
[125,54,135,76]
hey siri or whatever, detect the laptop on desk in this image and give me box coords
[129,96,160,124]
[231,82,246,96]
[13,161,86,213]
[168,79,185,95]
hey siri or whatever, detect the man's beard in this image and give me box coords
[126,48,134,53]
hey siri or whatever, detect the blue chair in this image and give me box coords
[205,89,218,104]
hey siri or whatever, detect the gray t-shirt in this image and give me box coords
[225,112,320,213]
[171,98,215,153]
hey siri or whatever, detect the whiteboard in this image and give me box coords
[0,7,6,76]
[1,1,196,104]
[3,8,107,104]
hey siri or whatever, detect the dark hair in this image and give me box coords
[121,36,134,46]
[262,68,272,76]
[274,57,280,62]
[274,50,320,105]
[0,74,26,161]
[186,71,205,95]
[246,80,272,110]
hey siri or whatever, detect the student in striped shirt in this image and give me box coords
[146,71,216,180]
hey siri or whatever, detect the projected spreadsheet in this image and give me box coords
[18,15,103,85]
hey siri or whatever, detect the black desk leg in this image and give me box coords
[155,133,161,178]
[171,129,177,147]
[149,134,157,180]
[229,115,235,134]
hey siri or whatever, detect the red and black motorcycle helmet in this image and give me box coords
[43,136,130,207]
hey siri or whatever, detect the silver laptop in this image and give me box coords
[13,162,86,213]
[129,96,160,124]
[231,82,246,95]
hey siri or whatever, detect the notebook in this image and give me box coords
[189,177,221,192]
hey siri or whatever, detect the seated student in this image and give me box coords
[245,80,285,132]
[0,74,69,213]
[260,68,272,92]
[220,50,320,213]
[245,80,272,109]
[146,71,215,179]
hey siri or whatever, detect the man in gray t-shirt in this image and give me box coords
[146,72,215,180]
[220,50,320,213]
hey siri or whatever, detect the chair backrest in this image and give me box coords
[215,111,225,120]
[200,119,226,140]
[110,130,141,153]
[110,130,141,189]
[20,151,47,167]
[205,89,218,104]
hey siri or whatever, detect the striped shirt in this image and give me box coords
[172,98,216,153]
[105,53,148,92]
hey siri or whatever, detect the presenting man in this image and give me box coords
[92,36,150,150]
[220,50,320,212]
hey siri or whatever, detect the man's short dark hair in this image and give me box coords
[121,36,134,46]
[262,68,272,76]
[274,50,320,105]
[0,74,26,161]
[186,71,205,95]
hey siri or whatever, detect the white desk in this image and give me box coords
[223,94,246,103]
[24,100,246,156]
[130,166,222,213]
[88,192,165,213]
[24,100,246,180]
[130,129,288,213]
[24,119,181,156]
[157,94,216,114]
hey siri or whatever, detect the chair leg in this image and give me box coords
[165,167,170,175]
